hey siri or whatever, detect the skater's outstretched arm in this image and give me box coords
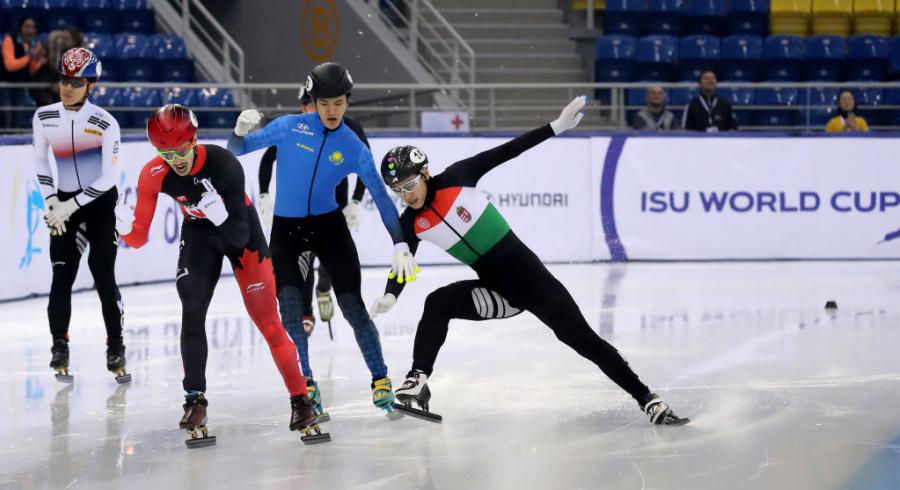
[355,145,404,244]
[344,116,369,202]
[121,160,164,248]
[227,110,282,156]
[442,96,586,187]
[369,211,418,319]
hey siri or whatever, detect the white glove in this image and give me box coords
[389,242,419,284]
[115,196,135,236]
[550,95,587,135]
[198,179,229,226]
[343,199,361,231]
[369,293,397,320]
[259,192,274,229]
[44,196,65,235]
[234,109,262,137]
[44,198,79,230]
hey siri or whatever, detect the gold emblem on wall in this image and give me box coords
[300,0,339,62]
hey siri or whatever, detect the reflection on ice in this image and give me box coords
[1,262,899,489]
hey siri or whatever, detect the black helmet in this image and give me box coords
[381,145,429,186]
[305,62,353,100]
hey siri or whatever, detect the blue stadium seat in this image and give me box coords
[850,86,884,124]
[165,87,199,106]
[718,86,755,126]
[755,87,799,126]
[150,34,194,82]
[645,0,685,36]
[882,88,900,126]
[116,0,154,34]
[2,0,41,35]
[77,0,116,34]
[123,87,162,129]
[84,32,122,80]
[890,37,900,80]
[726,0,770,35]
[89,86,128,124]
[604,0,645,36]
[763,35,806,81]
[720,35,762,81]
[197,88,238,128]
[669,87,699,106]
[595,35,637,82]
[805,36,847,81]
[43,0,80,31]
[679,35,720,80]
[685,0,727,36]
[115,33,157,81]
[637,35,679,81]
[847,35,888,81]
[805,87,839,126]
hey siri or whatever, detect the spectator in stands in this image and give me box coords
[825,90,869,133]
[682,70,737,132]
[31,27,85,106]
[632,86,679,131]
[1,16,46,128]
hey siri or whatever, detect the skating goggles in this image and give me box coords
[57,75,88,88]
[390,175,423,194]
[157,145,194,162]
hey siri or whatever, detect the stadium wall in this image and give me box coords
[3,134,898,301]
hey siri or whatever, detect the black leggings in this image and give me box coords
[48,189,123,345]
[413,239,651,403]
[270,210,387,380]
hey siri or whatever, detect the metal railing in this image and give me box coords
[4,81,900,133]
[148,0,246,102]
[370,0,476,113]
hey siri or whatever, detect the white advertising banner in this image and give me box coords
[3,134,594,301]
[353,136,597,266]
[608,137,900,260]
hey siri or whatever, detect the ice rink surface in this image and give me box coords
[2,261,899,490]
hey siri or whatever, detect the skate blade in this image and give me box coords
[300,425,331,445]
[185,435,217,449]
[114,370,132,384]
[185,427,216,449]
[665,416,690,427]
[54,370,73,383]
[393,403,443,423]
[315,412,331,423]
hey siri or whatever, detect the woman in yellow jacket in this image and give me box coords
[825,91,869,132]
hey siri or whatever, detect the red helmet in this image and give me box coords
[146,104,198,149]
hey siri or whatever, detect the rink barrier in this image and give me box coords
[4,132,900,301]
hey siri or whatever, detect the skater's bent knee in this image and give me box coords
[335,294,370,328]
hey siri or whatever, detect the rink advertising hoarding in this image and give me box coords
[596,136,900,260]
[1,135,596,301]
[5,133,900,301]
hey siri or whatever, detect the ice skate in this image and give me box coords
[180,393,216,448]
[317,290,334,340]
[106,342,131,384]
[306,378,330,423]
[50,339,73,383]
[393,369,442,423]
[372,376,403,420]
[642,393,690,426]
[290,393,331,444]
